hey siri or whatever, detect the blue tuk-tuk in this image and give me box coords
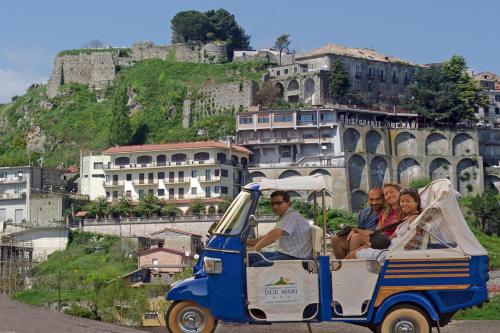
[166,176,489,333]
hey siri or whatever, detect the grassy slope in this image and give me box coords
[12,231,136,306]
[0,60,266,167]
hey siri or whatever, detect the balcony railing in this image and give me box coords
[197,176,221,182]
[104,159,230,170]
[133,179,157,186]
[0,177,26,184]
[104,180,124,186]
[0,193,26,200]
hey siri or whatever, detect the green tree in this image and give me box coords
[108,84,131,146]
[274,34,290,66]
[205,9,250,52]
[136,194,162,218]
[188,199,205,215]
[255,80,280,107]
[329,59,351,102]
[466,189,500,234]
[171,10,210,43]
[404,55,488,125]
[409,177,432,190]
[114,195,133,218]
[84,197,111,220]
[161,204,182,218]
[171,9,250,57]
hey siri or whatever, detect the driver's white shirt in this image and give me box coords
[276,207,312,258]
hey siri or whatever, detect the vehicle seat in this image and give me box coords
[311,225,323,257]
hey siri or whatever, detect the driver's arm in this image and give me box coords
[250,228,284,252]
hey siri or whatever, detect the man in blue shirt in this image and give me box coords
[332,188,384,258]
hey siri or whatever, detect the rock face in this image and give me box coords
[47,41,228,98]
[26,124,46,153]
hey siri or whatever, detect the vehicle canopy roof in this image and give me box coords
[255,174,329,193]
[388,179,488,259]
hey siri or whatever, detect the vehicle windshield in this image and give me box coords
[212,190,253,235]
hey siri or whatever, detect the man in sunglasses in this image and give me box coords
[247,191,312,266]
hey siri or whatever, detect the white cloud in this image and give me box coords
[0,69,47,104]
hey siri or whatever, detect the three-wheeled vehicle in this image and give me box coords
[166,176,489,333]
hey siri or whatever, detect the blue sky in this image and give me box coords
[0,0,499,103]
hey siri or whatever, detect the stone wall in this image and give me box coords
[47,52,117,97]
[342,126,484,209]
[47,41,228,98]
[192,80,258,120]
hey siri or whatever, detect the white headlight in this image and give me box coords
[203,256,222,274]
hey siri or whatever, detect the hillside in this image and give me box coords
[13,231,137,306]
[0,60,267,167]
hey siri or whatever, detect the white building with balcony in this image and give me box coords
[0,166,65,225]
[80,141,252,214]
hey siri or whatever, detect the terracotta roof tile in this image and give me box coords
[296,43,418,66]
[150,227,203,238]
[138,247,186,256]
[104,140,252,155]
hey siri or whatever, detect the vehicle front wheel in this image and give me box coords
[377,304,431,333]
[166,301,217,333]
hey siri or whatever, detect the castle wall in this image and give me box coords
[47,41,228,98]
[193,81,258,119]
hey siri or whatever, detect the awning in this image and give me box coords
[258,174,328,192]
[75,211,88,217]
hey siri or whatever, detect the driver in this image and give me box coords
[247,191,312,266]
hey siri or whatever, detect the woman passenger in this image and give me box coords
[346,187,423,259]
[347,183,402,251]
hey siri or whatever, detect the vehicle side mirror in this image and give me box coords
[248,215,258,227]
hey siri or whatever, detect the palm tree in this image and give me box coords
[137,194,162,218]
[114,195,133,218]
[84,197,110,220]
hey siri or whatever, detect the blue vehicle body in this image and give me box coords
[166,183,490,328]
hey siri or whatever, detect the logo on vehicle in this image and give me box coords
[264,276,299,303]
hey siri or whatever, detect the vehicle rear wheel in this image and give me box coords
[166,301,217,333]
[377,305,430,333]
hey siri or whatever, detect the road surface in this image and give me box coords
[1,293,498,333]
[141,321,500,333]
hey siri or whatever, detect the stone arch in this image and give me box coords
[343,128,361,152]
[485,175,500,193]
[194,152,210,161]
[309,169,330,176]
[425,133,448,155]
[156,154,167,166]
[457,158,478,194]
[366,130,384,155]
[208,206,216,214]
[287,79,299,91]
[453,133,475,155]
[429,158,452,181]
[307,192,333,208]
[370,156,388,189]
[303,78,315,104]
[137,155,152,165]
[395,132,418,156]
[250,171,267,182]
[171,153,187,162]
[274,82,284,98]
[351,190,367,212]
[397,158,422,186]
[115,157,130,165]
[279,169,301,179]
[216,152,227,164]
[348,155,366,190]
